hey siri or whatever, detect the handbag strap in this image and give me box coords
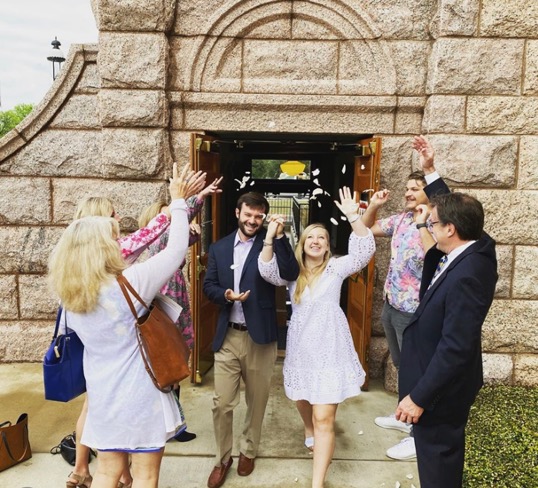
[116,275,170,393]
[117,275,150,321]
[1,422,30,463]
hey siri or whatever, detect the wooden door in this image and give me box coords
[189,133,221,384]
[347,136,381,389]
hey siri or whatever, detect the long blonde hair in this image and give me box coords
[138,200,168,228]
[48,216,127,313]
[293,223,331,304]
[74,197,114,219]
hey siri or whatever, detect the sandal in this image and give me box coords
[66,472,93,488]
[304,436,314,452]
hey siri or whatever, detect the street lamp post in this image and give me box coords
[47,37,66,80]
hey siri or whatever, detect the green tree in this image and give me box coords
[0,103,34,138]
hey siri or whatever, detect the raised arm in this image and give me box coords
[258,215,290,286]
[124,165,205,303]
[360,189,390,237]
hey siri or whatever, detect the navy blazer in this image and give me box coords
[399,178,498,425]
[203,228,299,351]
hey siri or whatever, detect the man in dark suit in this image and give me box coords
[396,162,498,488]
[203,192,299,488]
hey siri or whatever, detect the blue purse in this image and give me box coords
[43,307,86,402]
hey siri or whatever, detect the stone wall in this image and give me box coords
[0,0,536,387]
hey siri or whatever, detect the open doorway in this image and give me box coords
[189,132,381,388]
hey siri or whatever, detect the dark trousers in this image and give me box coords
[413,421,466,488]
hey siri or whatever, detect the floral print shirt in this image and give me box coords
[118,213,170,264]
[377,212,433,313]
[146,196,203,349]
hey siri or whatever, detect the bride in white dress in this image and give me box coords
[258,186,375,488]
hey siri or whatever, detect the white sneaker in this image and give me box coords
[386,436,417,460]
[374,414,412,434]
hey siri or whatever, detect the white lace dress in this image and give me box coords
[258,231,376,404]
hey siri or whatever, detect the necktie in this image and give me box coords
[428,255,448,289]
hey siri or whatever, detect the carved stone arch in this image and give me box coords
[186,0,396,95]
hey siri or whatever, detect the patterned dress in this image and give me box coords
[146,196,203,349]
[258,231,376,404]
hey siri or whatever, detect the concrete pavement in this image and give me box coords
[0,361,419,487]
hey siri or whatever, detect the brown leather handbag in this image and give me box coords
[117,275,190,392]
[0,414,32,472]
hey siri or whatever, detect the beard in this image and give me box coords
[238,219,261,238]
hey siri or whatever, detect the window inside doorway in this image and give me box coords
[251,158,312,180]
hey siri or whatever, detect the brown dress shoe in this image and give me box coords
[207,457,233,488]
[237,452,255,476]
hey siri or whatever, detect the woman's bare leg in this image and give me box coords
[311,403,338,488]
[67,396,92,485]
[130,450,164,488]
[91,451,128,488]
[296,400,314,444]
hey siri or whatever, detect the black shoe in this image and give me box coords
[174,430,197,442]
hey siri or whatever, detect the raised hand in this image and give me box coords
[199,176,224,199]
[266,214,285,240]
[369,189,390,208]
[412,135,435,173]
[334,186,359,218]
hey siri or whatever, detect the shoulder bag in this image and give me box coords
[0,414,32,472]
[117,275,190,392]
[43,307,86,402]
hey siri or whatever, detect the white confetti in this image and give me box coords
[250,181,255,186]
[411,485,417,488]
[358,430,363,435]
[312,168,320,176]
[312,188,323,196]
[330,217,339,226]
[324,191,331,196]
[341,216,347,221]
[245,171,251,174]
[395,482,401,488]
[342,165,346,174]
[317,201,322,208]
[406,474,414,480]
[268,121,276,128]
[230,264,239,270]
[294,478,299,483]
[313,178,320,186]
[260,213,267,220]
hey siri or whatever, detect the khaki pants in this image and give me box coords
[212,327,277,465]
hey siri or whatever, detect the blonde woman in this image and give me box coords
[64,193,186,488]
[258,187,375,488]
[49,164,205,488]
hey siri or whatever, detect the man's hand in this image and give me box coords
[266,214,285,239]
[224,288,251,302]
[395,394,424,424]
[369,189,390,208]
[412,135,435,174]
[415,204,431,224]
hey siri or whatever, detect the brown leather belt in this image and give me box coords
[228,322,247,331]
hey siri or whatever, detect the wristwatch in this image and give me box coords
[416,222,428,229]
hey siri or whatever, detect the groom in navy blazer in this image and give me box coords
[203,192,299,488]
[396,167,498,488]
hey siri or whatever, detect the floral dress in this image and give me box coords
[258,231,376,404]
[146,196,203,349]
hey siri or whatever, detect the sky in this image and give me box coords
[0,1,98,111]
